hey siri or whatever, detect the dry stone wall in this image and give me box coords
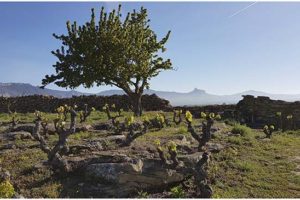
[236,95,300,129]
[0,94,172,113]
[174,104,236,119]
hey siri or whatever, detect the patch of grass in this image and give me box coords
[69,131,92,140]
[137,125,190,142]
[235,161,257,172]
[30,181,62,198]
[231,124,252,136]
[227,136,243,145]
[0,111,299,198]
[177,126,188,134]
[208,128,300,198]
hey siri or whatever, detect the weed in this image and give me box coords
[0,180,15,198]
[170,185,185,198]
[137,190,149,198]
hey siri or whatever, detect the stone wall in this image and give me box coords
[174,104,236,119]
[0,94,172,113]
[236,95,300,129]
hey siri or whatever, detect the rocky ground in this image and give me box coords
[0,111,299,198]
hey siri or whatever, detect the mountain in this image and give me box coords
[0,83,87,98]
[2,82,300,106]
[98,88,300,106]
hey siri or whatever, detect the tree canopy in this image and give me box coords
[42,5,173,115]
[43,7,172,92]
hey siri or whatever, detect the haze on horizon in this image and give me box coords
[1,2,300,95]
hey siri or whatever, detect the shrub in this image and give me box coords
[0,180,15,198]
[156,113,165,126]
[137,190,149,198]
[263,125,275,138]
[124,116,135,126]
[231,124,252,136]
[200,112,207,118]
[170,186,185,198]
[185,111,193,122]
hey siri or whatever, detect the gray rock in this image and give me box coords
[13,193,25,199]
[0,143,16,151]
[0,168,11,181]
[85,159,143,184]
[206,143,225,153]
[5,131,33,140]
[76,124,93,132]
[82,152,205,197]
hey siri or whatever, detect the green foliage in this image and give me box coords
[215,114,222,120]
[153,139,161,146]
[56,105,65,113]
[209,128,300,198]
[55,104,71,121]
[209,113,215,119]
[103,103,123,120]
[142,115,150,124]
[9,111,19,126]
[276,112,282,117]
[235,161,256,172]
[173,110,182,125]
[167,141,177,152]
[170,186,185,198]
[185,111,193,122]
[155,113,165,126]
[231,124,252,136]
[41,5,173,116]
[200,111,207,118]
[137,190,149,198]
[201,112,221,120]
[0,180,15,198]
[124,116,135,126]
[263,125,274,132]
[102,104,109,111]
[178,126,187,134]
[263,125,275,138]
[70,131,92,140]
[227,136,243,145]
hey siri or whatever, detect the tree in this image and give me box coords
[41,5,173,116]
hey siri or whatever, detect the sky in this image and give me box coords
[1,2,300,95]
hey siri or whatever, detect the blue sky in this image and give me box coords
[1,2,300,95]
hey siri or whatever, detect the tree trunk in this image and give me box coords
[129,93,142,116]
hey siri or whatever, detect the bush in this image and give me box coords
[170,186,185,198]
[0,180,15,198]
[231,124,252,136]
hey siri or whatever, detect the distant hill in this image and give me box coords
[98,88,300,106]
[0,83,86,98]
[2,82,300,106]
